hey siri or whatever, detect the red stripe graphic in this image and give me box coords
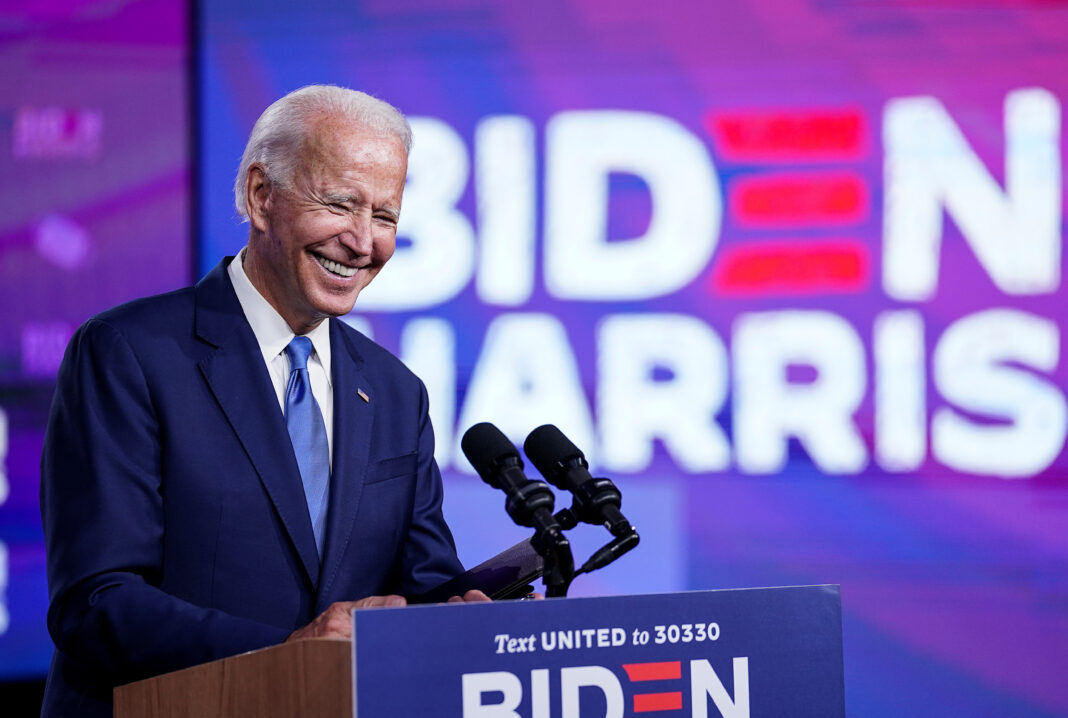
[623,662,682,681]
[634,692,684,712]
[731,172,867,226]
[710,239,869,296]
[705,108,866,161]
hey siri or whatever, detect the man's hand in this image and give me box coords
[286,595,407,641]
[446,589,492,604]
[287,590,490,642]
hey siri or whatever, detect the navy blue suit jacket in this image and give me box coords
[39,258,463,717]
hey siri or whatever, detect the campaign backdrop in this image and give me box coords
[0,1,1066,717]
[198,3,1068,716]
[0,0,191,683]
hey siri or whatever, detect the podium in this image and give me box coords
[114,639,351,717]
[115,585,844,717]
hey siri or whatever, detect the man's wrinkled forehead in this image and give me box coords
[299,112,407,163]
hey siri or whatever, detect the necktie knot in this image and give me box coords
[285,336,314,372]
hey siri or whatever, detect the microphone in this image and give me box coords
[461,422,566,542]
[523,424,633,538]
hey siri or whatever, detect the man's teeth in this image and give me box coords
[315,255,357,277]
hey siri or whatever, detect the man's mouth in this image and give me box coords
[314,254,357,278]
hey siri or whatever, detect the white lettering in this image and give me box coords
[883,88,1061,300]
[362,117,474,309]
[932,309,1066,477]
[531,669,550,718]
[455,314,595,472]
[462,671,522,718]
[545,111,721,300]
[560,666,623,718]
[733,312,868,474]
[691,658,750,718]
[476,116,537,306]
[598,314,730,474]
[874,311,927,472]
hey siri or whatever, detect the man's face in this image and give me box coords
[245,117,407,333]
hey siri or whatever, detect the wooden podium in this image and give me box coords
[114,639,351,718]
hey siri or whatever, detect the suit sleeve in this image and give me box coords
[40,319,290,686]
[394,380,465,596]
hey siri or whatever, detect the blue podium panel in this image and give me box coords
[352,586,844,717]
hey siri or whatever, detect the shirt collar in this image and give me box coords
[228,248,333,382]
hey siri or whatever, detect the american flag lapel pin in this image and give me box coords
[357,388,370,403]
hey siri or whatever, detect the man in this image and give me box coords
[40,85,485,717]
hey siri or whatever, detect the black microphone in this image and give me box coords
[461,422,565,540]
[462,422,574,596]
[524,424,633,538]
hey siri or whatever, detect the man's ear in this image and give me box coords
[246,164,272,232]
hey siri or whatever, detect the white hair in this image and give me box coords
[233,84,412,220]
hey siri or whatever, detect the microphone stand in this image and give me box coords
[530,520,575,598]
[516,474,637,597]
[502,476,575,598]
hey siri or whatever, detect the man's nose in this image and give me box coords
[341,212,375,254]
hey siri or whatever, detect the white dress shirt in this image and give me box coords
[228,248,334,465]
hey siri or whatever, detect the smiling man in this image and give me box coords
[239,106,406,333]
[40,86,484,718]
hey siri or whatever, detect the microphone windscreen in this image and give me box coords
[461,422,521,481]
[524,424,585,478]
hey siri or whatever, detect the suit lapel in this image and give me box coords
[317,319,375,605]
[194,260,321,589]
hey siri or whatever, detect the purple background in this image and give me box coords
[2,1,1067,717]
[0,0,190,683]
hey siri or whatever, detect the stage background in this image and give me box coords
[2,1,1068,716]
[0,0,192,692]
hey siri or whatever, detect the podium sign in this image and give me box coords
[352,585,844,717]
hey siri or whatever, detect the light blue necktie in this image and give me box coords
[283,336,330,557]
